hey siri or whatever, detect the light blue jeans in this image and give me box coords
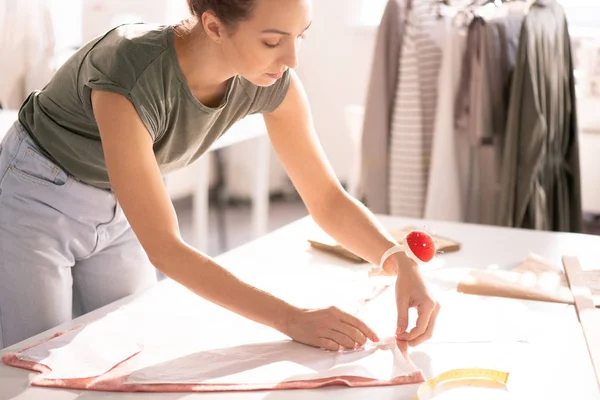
[0,122,157,349]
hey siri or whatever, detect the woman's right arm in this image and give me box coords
[90,90,378,350]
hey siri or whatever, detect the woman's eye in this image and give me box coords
[264,33,305,48]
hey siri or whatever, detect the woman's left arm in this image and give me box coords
[264,70,440,347]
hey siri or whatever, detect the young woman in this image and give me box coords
[0,0,439,350]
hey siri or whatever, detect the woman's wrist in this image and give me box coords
[383,251,418,275]
[268,298,301,335]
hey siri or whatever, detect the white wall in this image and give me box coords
[295,0,379,184]
[81,0,189,42]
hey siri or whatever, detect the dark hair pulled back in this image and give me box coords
[187,0,255,27]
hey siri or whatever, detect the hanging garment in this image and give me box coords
[0,0,55,109]
[360,0,406,214]
[388,0,443,218]
[454,4,527,225]
[497,0,582,232]
[424,9,471,222]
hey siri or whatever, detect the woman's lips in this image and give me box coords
[266,71,284,79]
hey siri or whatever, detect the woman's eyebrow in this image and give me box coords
[261,21,312,36]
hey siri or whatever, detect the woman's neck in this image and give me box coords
[172,18,236,107]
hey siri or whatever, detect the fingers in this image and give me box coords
[331,322,367,346]
[403,299,436,341]
[336,309,379,342]
[325,330,359,350]
[408,302,441,347]
[302,307,380,351]
[316,337,341,352]
[396,295,410,337]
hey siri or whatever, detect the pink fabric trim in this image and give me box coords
[2,331,425,392]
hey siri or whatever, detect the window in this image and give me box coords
[49,0,82,52]
[559,0,600,29]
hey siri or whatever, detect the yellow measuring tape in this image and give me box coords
[417,368,510,399]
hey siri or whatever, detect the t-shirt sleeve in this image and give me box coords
[248,68,292,114]
[78,34,164,141]
[81,77,161,142]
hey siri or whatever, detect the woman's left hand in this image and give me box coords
[393,256,440,347]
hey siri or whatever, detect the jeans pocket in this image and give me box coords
[10,144,69,188]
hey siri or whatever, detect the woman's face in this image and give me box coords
[212,0,312,87]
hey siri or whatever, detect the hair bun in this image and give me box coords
[187,0,254,27]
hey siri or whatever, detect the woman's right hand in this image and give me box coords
[282,306,380,351]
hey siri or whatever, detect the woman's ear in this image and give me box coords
[201,11,227,43]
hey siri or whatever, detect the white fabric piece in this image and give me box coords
[424,11,470,222]
[10,277,399,383]
[17,315,142,380]
[8,275,538,388]
[127,336,414,385]
[124,282,418,385]
[0,0,55,109]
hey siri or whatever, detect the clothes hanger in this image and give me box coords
[470,0,529,7]
[525,0,537,11]
[430,0,454,20]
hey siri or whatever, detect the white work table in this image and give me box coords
[1,215,600,399]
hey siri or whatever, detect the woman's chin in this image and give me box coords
[243,74,280,87]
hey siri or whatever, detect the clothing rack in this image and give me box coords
[360,0,582,233]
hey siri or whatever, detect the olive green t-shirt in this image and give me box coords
[18,23,291,189]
